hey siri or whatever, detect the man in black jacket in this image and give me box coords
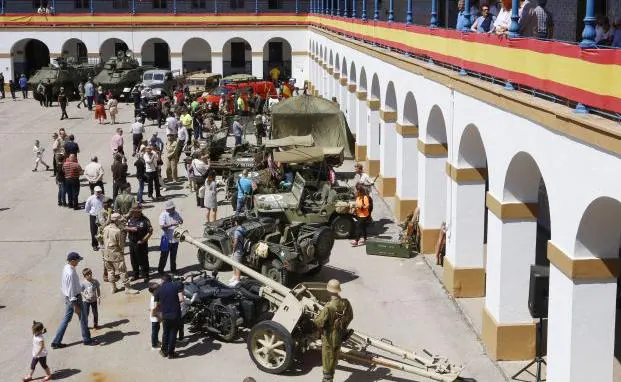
[58,87,69,120]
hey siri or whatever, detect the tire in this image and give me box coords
[247,320,295,374]
[311,226,335,261]
[211,302,238,342]
[261,260,290,286]
[331,214,354,239]
[197,241,224,271]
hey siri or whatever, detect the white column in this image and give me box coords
[417,152,447,234]
[322,68,329,98]
[348,85,357,133]
[251,53,263,79]
[379,120,397,178]
[396,135,418,199]
[547,262,616,382]
[212,53,223,77]
[445,178,486,269]
[170,55,182,73]
[366,107,380,161]
[340,80,347,114]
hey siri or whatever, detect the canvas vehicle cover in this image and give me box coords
[270,95,355,158]
[272,147,344,165]
[264,134,314,149]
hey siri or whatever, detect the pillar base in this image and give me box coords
[442,257,486,298]
[366,159,380,177]
[313,89,319,96]
[355,144,367,162]
[418,224,441,254]
[482,307,536,361]
[394,195,417,221]
[377,175,396,197]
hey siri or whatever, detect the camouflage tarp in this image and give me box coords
[270,95,355,158]
[264,134,314,149]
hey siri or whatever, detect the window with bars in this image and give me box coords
[74,0,89,9]
[230,0,245,9]
[153,0,168,9]
[192,0,207,8]
[268,0,282,9]
[113,0,129,9]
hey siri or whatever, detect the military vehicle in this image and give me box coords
[187,72,222,96]
[176,228,466,381]
[196,215,334,285]
[29,57,100,100]
[93,51,143,99]
[253,171,357,239]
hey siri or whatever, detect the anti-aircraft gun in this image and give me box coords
[174,227,465,381]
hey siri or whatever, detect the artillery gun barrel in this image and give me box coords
[174,227,290,296]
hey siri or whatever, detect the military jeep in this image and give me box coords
[197,215,334,285]
[253,172,357,239]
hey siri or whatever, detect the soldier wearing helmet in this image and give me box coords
[314,279,354,382]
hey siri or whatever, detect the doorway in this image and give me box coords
[153,42,170,69]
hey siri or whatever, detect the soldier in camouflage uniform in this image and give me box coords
[102,213,138,295]
[313,279,354,382]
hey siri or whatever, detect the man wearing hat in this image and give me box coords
[84,185,106,251]
[158,201,183,274]
[51,252,94,348]
[102,213,138,294]
[314,279,354,382]
[125,205,153,282]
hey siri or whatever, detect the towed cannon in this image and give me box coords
[174,228,465,382]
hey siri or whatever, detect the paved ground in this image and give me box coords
[0,96,506,382]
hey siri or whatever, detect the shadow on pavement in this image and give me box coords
[52,368,81,379]
[307,265,358,284]
[282,349,322,376]
[98,318,129,330]
[96,330,139,346]
[338,365,416,382]
[177,335,222,358]
[368,218,393,236]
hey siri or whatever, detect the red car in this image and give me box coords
[203,80,277,113]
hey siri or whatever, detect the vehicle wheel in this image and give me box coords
[247,320,295,374]
[331,215,354,239]
[261,260,290,286]
[255,310,275,324]
[305,264,323,276]
[197,241,224,271]
[211,302,238,342]
[312,227,335,261]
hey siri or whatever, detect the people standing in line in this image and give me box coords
[131,117,145,157]
[351,184,371,247]
[32,140,50,172]
[235,169,253,215]
[204,172,218,223]
[83,156,105,195]
[102,213,139,294]
[19,74,28,99]
[108,95,119,124]
[85,78,94,111]
[9,79,17,100]
[152,274,183,358]
[158,201,183,275]
[80,268,101,330]
[51,252,94,348]
[126,206,153,282]
[63,134,80,157]
[55,154,67,207]
[144,145,162,201]
[111,154,128,200]
[58,87,69,120]
[22,321,53,382]
[164,134,180,183]
[77,81,86,109]
[228,215,246,287]
[148,282,162,350]
[84,186,105,251]
[63,153,82,210]
[233,115,243,146]
[314,280,354,382]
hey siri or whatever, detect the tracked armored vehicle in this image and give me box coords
[93,51,143,98]
[29,57,100,100]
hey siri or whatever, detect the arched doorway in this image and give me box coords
[263,37,291,80]
[100,38,129,62]
[223,38,251,76]
[11,39,50,79]
[141,38,170,69]
[61,38,88,64]
[182,38,212,73]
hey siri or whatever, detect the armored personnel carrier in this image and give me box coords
[29,57,100,100]
[93,51,143,98]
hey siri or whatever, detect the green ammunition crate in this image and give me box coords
[365,237,416,259]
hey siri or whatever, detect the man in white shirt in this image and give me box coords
[83,156,104,194]
[353,163,374,194]
[131,117,145,157]
[51,252,94,348]
[177,124,188,151]
[143,146,162,200]
[84,186,105,251]
[158,200,184,274]
[165,113,178,136]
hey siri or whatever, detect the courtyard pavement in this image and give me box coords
[0,95,507,382]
